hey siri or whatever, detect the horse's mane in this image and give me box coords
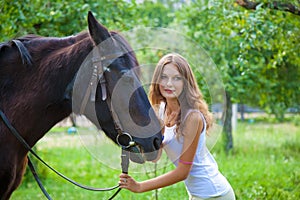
[1,30,140,77]
[0,37,37,68]
[39,30,140,76]
[0,32,89,70]
[11,40,33,67]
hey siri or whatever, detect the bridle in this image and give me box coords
[0,45,140,199]
[79,45,136,149]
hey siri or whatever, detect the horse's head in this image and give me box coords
[0,11,162,164]
[73,12,162,163]
[0,11,162,200]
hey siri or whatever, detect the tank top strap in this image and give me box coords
[183,109,207,132]
[159,102,207,132]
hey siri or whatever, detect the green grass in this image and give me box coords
[10,121,300,200]
[215,122,300,200]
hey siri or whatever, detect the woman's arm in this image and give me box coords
[179,111,203,165]
[119,161,192,193]
[119,112,203,193]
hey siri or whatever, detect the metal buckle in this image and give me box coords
[116,132,135,149]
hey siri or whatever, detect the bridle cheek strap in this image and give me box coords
[79,47,107,114]
[79,46,138,148]
[80,46,125,114]
[99,74,107,101]
[91,47,108,102]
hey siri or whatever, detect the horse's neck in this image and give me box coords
[41,33,94,73]
[61,36,94,68]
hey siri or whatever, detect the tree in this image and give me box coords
[0,0,173,42]
[235,0,300,119]
[236,0,300,15]
[174,0,300,151]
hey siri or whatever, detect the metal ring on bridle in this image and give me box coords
[116,132,135,149]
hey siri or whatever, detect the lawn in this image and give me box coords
[10,119,300,200]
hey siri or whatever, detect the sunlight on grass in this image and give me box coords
[10,121,300,200]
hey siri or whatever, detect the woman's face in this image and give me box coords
[159,63,184,100]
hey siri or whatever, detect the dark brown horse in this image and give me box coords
[0,12,162,199]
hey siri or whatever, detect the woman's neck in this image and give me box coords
[165,99,180,127]
[165,99,180,114]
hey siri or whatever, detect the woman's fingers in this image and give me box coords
[118,173,141,192]
[119,173,130,187]
[119,173,130,178]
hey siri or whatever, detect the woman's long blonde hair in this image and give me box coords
[149,53,213,136]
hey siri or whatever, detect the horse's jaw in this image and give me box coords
[129,153,145,164]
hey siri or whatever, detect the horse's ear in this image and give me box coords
[87,11,111,45]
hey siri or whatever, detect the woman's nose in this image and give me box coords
[166,78,173,86]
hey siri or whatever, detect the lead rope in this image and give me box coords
[0,110,125,199]
[27,142,132,200]
[27,149,130,200]
[27,156,53,200]
[108,148,130,199]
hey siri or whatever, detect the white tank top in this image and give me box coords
[161,107,231,198]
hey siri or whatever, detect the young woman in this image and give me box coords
[119,53,235,200]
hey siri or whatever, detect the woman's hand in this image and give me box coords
[119,173,142,193]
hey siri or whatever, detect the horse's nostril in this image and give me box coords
[153,137,161,150]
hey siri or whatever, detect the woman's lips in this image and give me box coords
[164,89,174,94]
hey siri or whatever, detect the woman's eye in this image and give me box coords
[173,76,182,81]
[160,75,168,80]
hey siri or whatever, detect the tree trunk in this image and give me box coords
[223,91,234,153]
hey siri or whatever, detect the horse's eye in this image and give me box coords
[120,70,128,76]
[123,74,134,84]
[120,70,133,84]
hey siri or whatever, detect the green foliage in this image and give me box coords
[3,0,298,119]
[174,0,300,120]
[0,0,173,41]
[1,0,88,39]
[292,114,300,126]
[133,1,174,28]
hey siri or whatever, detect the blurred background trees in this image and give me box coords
[1,0,299,151]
